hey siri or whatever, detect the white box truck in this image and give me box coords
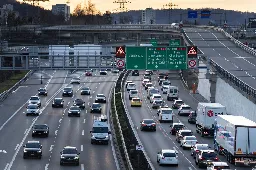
[214,115,256,166]
[196,103,227,137]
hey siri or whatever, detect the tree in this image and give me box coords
[73,3,84,17]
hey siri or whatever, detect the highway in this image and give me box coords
[184,28,256,88]
[124,71,251,170]
[0,70,118,170]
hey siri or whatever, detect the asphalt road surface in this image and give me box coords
[124,70,251,170]
[184,28,256,89]
[0,70,119,170]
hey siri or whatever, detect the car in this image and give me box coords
[70,77,80,84]
[90,117,111,144]
[152,100,164,109]
[140,119,156,131]
[176,129,193,143]
[26,104,40,116]
[188,111,197,124]
[90,103,102,113]
[158,78,166,85]
[172,99,184,109]
[62,87,73,97]
[132,70,139,76]
[170,123,185,135]
[180,136,198,149]
[28,96,41,107]
[147,88,159,99]
[145,82,153,90]
[158,107,173,123]
[161,80,171,90]
[145,70,153,75]
[162,85,170,94]
[73,98,85,109]
[85,71,92,76]
[178,104,192,116]
[38,88,47,96]
[68,106,81,117]
[130,97,142,107]
[23,141,42,159]
[60,146,80,166]
[150,94,163,103]
[52,98,64,108]
[127,83,136,91]
[158,74,166,82]
[195,150,219,168]
[206,162,230,170]
[129,90,138,100]
[32,124,49,137]
[112,69,119,73]
[95,94,106,103]
[157,149,178,166]
[143,75,151,80]
[167,86,179,101]
[86,69,93,72]
[142,79,150,86]
[191,144,210,158]
[125,81,133,88]
[144,71,151,77]
[80,87,91,95]
[100,70,107,75]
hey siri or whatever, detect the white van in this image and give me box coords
[158,107,173,123]
[167,86,179,101]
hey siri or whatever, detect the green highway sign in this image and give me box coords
[169,39,181,46]
[150,39,158,46]
[126,47,147,70]
[126,46,187,70]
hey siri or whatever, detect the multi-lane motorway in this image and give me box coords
[124,71,251,170]
[184,28,256,89]
[0,70,118,170]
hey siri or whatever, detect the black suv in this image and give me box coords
[132,70,139,76]
[188,111,197,124]
[23,141,42,159]
[62,87,73,97]
[32,124,49,137]
[52,98,64,108]
[73,99,85,109]
[90,103,102,113]
[60,146,80,166]
[38,88,47,96]
[195,150,219,168]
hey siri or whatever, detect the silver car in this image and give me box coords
[152,100,164,109]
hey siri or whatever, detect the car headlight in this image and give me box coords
[82,103,85,106]
[24,150,27,152]
[68,111,71,113]
[91,135,95,139]
[61,156,65,159]
[32,131,35,133]
[38,150,41,152]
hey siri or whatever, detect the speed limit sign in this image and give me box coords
[116,60,125,68]
[188,59,197,68]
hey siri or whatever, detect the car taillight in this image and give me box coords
[196,150,199,153]
[162,156,165,159]
[214,157,218,161]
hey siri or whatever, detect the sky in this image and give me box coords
[19,0,256,13]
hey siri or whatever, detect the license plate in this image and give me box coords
[31,154,34,155]
[167,158,172,161]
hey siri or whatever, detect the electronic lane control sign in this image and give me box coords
[116,46,126,58]
[187,46,197,58]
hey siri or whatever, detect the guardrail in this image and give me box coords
[0,70,34,102]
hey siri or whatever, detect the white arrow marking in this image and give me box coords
[49,145,54,152]
[59,119,62,123]
[15,144,19,150]
[55,130,58,135]
[45,163,49,170]
[82,130,84,136]
[81,145,83,151]
[85,110,88,114]
[90,96,92,98]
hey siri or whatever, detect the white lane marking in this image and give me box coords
[83,119,86,123]
[82,130,84,136]
[90,96,92,98]
[14,144,19,151]
[188,167,193,170]
[12,86,28,93]
[59,119,62,123]
[85,110,87,114]
[4,163,9,170]
[81,164,85,170]
[44,163,49,170]
[55,130,58,135]
[173,146,178,153]
[24,129,28,134]
[49,145,54,152]
[81,145,83,151]
[96,86,97,88]
[93,91,95,93]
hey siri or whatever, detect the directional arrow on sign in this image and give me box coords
[175,65,178,68]
[155,65,158,68]
[134,65,138,68]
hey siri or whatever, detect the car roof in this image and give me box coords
[201,150,215,153]
[211,162,229,166]
[130,90,138,92]
[93,103,100,105]
[127,81,133,83]
[162,149,176,153]
[143,79,150,81]
[132,97,140,100]
[161,108,172,110]
[152,94,161,96]
[63,146,77,149]
[64,87,72,88]
[173,123,184,126]
[27,141,40,143]
[28,104,38,106]
[30,96,39,98]
[179,129,192,132]
[143,119,154,121]
[34,124,48,126]
[181,104,190,107]
[70,106,80,108]
[97,94,105,96]
[184,135,196,139]
[175,99,183,102]
[195,144,209,147]
[54,98,63,100]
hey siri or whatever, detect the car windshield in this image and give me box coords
[150,89,159,93]
[26,143,41,148]
[133,99,140,102]
[34,125,47,129]
[162,110,172,114]
[70,106,80,111]
[97,94,105,97]
[173,89,178,93]
[186,136,196,140]
[154,96,161,99]
[173,125,184,129]
[64,88,72,91]
[159,75,164,78]
[39,88,46,91]
[54,98,62,102]
[202,152,217,158]
[92,104,101,108]
[92,127,108,133]
[213,166,230,170]
[128,84,135,87]
[82,87,89,90]
[30,97,39,100]
[197,145,209,150]
[163,152,176,157]
[63,149,77,154]
[163,86,169,89]
[176,101,183,104]
[146,84,152,87]
[163,81,170,85]
[144,119,155,124]
[182,107,191,110]
[154,100,163,104]
[131,91,137,94]
[27,105,38,109]
[181,131,192,136]
[75,99,83,103]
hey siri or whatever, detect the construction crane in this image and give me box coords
[113,0,131,12]
[163,1,178,24]
[23,0,49,6]
[66,0,70,5]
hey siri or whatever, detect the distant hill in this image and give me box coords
[112,8,256,27]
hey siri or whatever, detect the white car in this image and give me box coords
[180,136,198,149]
[142,79,150,86]
[26,104,40,116]
[207,162,230,170]
[161,80,171,90]
[150,94,162,103]
[129,90,138,100]
[162,85,170,94]
[157,149,178,166]
[127,83,136,91]
[95,94,106,103]
[178,104,192,116]
[71,77,80,84]
[28,96,41,107]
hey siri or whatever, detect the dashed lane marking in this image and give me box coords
[82,130,84,136]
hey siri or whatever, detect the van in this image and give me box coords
[158,108,173,123]
[167,86,179,101]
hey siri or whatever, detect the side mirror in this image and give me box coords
[108,131,111,134]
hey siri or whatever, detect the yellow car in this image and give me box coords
[131,98,142,107]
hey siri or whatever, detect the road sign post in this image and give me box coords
[126,47,146,70]
[169,39,181,47]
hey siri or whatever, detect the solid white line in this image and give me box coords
[82,130,84,136]
[81,145,83,151]
[44,163,49,170]
[81,164,84,170]
[14,144,19,151]
[4,163,9,170]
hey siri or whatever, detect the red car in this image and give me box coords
[85,71,92,76]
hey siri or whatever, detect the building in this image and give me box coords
[52,4,70,21]
[141,8,156,24]
[0,4,19,25]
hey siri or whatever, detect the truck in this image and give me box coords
[196,103,227,137]
[214,115,256,166]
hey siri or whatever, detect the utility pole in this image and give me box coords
[163,1,178,24]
